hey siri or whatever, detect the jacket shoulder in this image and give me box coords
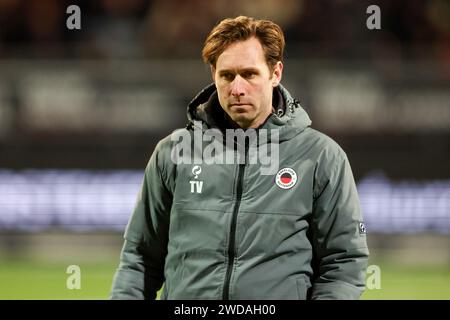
[148,128,189,164]
[153,129,186,154]
[300,128,357,199]
[143,128,190,190]
[300,127,347,163]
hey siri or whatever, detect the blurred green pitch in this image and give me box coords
[1,259,449,300]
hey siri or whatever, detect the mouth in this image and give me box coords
[230,103,251,107]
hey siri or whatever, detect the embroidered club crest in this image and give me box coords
[275,168,297,189]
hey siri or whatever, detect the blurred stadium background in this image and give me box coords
[0,0,449,299]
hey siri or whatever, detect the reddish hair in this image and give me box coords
[202,16,285,72]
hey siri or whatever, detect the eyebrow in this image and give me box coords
[217,67,260,76]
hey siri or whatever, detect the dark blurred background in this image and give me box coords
[0,0,449,299]
[0,0,448,178]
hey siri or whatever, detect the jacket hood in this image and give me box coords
[186,83,311,142]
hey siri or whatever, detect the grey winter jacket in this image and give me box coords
[110,83,369,300]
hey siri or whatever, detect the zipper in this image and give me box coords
[222,144,248,300]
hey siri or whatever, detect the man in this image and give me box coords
[110,16,369,300]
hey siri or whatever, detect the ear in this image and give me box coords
[271,61,283,87]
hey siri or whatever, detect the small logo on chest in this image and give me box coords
[190,165,203,193]
[275,168,298,189]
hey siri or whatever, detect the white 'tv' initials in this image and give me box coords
[190,181,203,193]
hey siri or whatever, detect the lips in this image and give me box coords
[230,103,251,107]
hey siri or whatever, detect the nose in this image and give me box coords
[230,75,245,98]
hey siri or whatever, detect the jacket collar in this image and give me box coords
[186,83,311,142]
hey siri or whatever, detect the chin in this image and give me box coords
[231,113,252,123]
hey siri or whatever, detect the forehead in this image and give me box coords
[216,37,268,71]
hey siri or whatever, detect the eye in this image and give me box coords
[221,73,235,81]
[241,71,256,79]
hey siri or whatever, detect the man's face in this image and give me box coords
[212,37,283,129]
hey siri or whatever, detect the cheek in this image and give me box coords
[216,83,230,97]
[254,83,271,100]
[216,87,229,110]
[217,87,228,102]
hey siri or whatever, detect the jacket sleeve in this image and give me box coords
[309,150,369,300]
[110,144,173,299]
